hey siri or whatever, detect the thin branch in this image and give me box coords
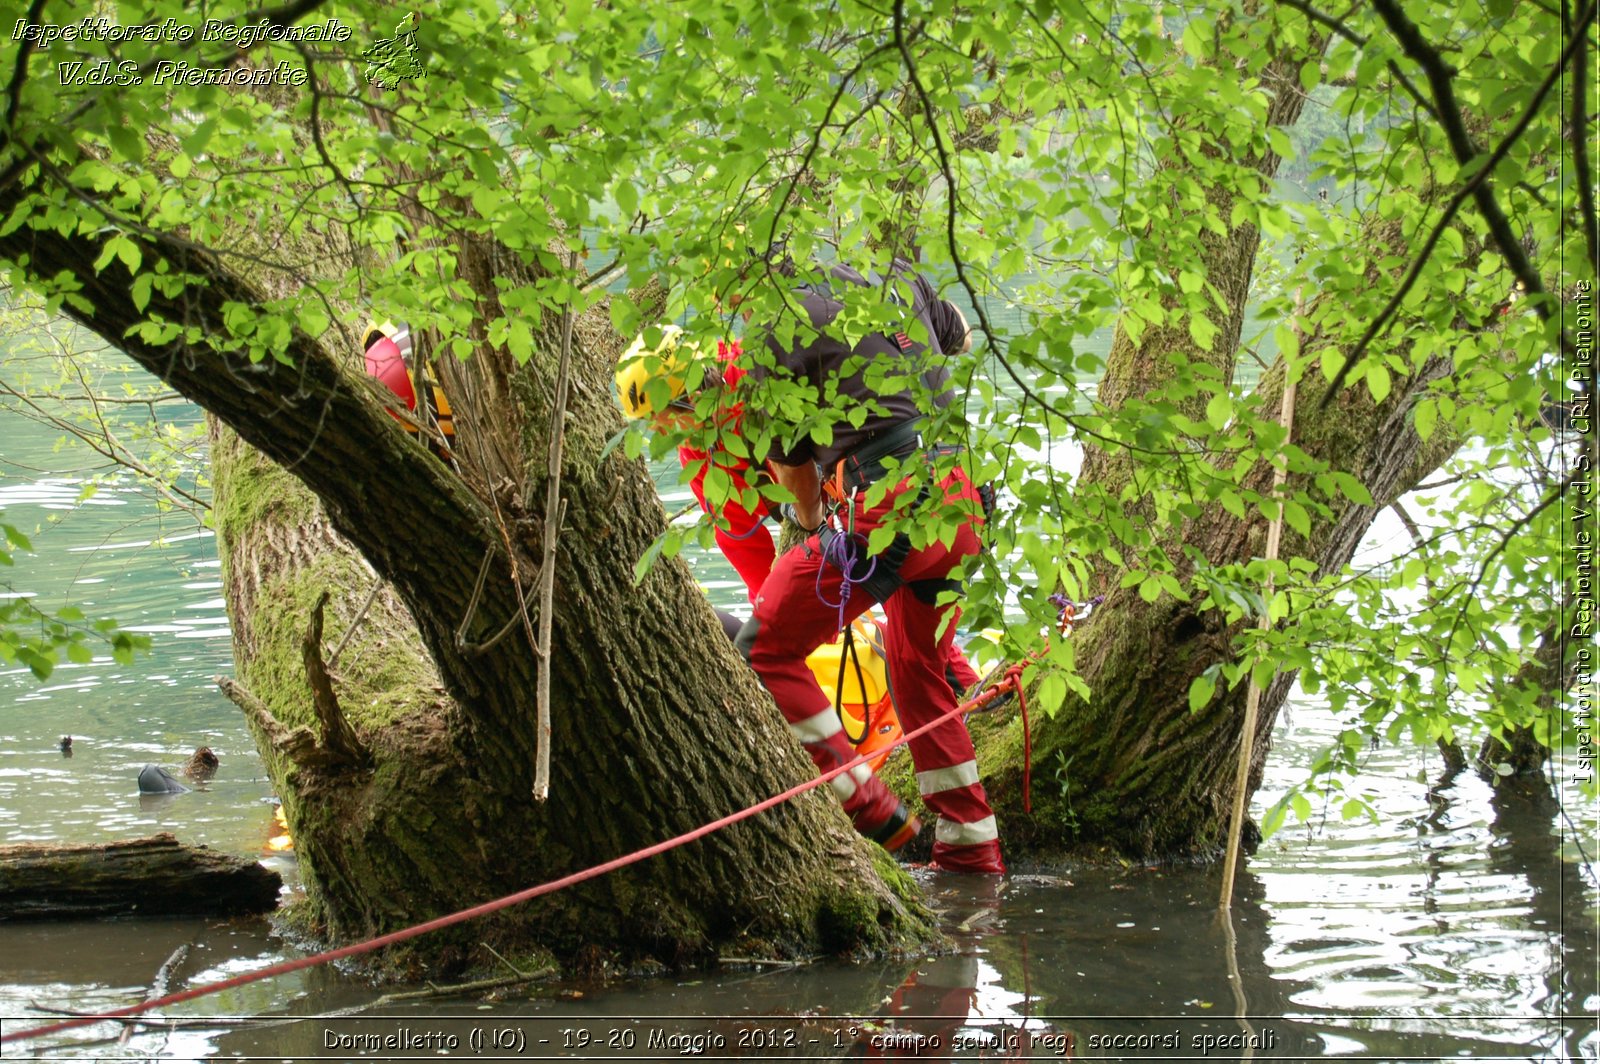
[1276,0,1370,44]
[1222,365,1298,909]
[580,253,626,292]
[1571,6,1599,269]
[1323,0,1595,400]
[1392,6,1577,283]
[4,0,48,135]
[326,578,382,670]
[453,496,538,660]
[1439,465,1583,649]
[0,377,211,514]
[532,250,580,802]
[1273,0,1440,120]
[762,41,897,271]
[299,47,362,211]
[302,590,369,768]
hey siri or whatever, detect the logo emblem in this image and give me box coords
[362,12,424,89]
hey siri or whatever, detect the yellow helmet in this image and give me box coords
[615,325,703,419]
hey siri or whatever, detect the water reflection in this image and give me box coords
[6,852,1567,1061]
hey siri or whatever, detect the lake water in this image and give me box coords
[0,357,1595,1062]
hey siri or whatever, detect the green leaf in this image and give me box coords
[1341,797,1374,821]
[1206,392,1232,430]
[632,535,666,585]
[16,646,54,680]
[1283,500,1311,538]
[1037,672,1067,713]
[1330,472,1373,506]
[106,124,144,164]
[1260,796,1289,837]
[1266,126,1295,160]
[1268,589,1289,624]
[297,304,330,339]
[1188,669,1217,712]
[615,180,639,219]
[1367,364,1391,403]
[1414,398,1437,441]
[867,526,897,555]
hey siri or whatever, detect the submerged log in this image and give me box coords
[0,833,282,921]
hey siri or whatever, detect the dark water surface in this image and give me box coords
[1,368,1595,1062]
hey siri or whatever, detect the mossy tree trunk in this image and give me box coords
[963,30,1479,861]
[0,166,934,977]
[984,355,1457,860]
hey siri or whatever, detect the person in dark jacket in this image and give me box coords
[734,257,1003,875]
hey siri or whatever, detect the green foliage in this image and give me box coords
[0,301,195,680]
[0,515,148,679]
[0,0,1586,831]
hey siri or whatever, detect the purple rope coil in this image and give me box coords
[817,525,878,630]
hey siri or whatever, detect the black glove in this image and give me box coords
[779,503,823,535]
[977,482,997,521]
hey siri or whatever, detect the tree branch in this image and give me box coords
[1372,0,1584,304]
[531,250,580,802]
[1571,6,1599,270]
[1273,0,1440,121]
[302,590,369,768]
[3,0,48,136]
[1324,0,1594,401]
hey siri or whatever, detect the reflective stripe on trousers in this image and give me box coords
[744,468,1003,873]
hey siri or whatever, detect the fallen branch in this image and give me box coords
[1221,302,1301,909]
[0,835,280,921]
[327,578,382,669]
[118,943,189,1047]
[532,250,579,802]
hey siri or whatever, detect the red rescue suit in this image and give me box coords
[677,341,777,601]
[744,469,1002,873]
[737,260,1003,875]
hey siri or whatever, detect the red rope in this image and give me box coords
[1,673,1027,1047]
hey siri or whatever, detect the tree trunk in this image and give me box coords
[1475,613,1573,793]
[0,159,935,977]
[0,834,281,921]
[958,26,1496,861]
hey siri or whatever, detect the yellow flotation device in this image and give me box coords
[806,612,903,772]
[266,802,294,853]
